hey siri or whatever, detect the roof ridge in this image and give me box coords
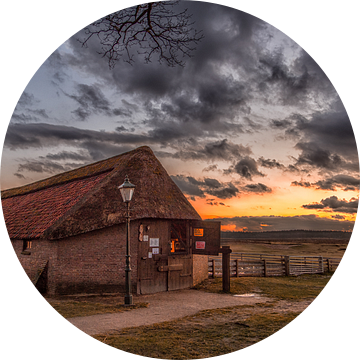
[1,146,153,199]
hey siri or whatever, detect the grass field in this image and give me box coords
[223,241,347,258]
[94,307,299,359]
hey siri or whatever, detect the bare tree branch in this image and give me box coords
[79,1,204,68]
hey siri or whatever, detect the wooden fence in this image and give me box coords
[208,252,341,278]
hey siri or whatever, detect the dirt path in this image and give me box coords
[67,289,274,335]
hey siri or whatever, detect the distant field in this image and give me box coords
[222,241,348,258]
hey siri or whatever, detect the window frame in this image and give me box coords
[169,220,189,255]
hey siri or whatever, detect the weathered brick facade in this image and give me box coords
[11,219,210,295]
[12,222,139,295]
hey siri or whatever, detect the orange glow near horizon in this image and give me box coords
[187,184,358,230]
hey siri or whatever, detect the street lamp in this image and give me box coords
[118,175,136,305]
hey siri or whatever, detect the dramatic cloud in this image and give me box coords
[207,183,239,199]
[274,110,358,174]
[206,199,229,207]
[2,1,358,232]
[63,83,132,121]
[294,142,346,171]
[291,180,312,188]
[227,156,265,180]
[292,174,360,191]
[170,139,252,162]
[302,196,359,214]
[258,157,285,170]
[314,175,360,191]
[4,123,150,151]
[242,183,272,193]
[17,159,74,175]
[171,175,239,200]
[170,175,205,198]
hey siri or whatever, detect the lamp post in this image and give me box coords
[118,175,135,305]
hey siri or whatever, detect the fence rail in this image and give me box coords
[208,252,341,278]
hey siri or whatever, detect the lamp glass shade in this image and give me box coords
[118,176,135,202]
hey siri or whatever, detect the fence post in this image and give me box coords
[235,259,239,277]
[327,258,330,273]
[221,246,232,293]
[263,259,267,277]
[319,256,324,274]
[284,256,290,276]
[211,259,215,279]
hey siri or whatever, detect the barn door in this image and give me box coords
[137,221,168,295]
[191,220,221,255]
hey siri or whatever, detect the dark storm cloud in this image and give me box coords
[61,3,272,137]
[170,175,205,198]
[274,109,358,174]
[295,109,357,158]
[207,183,239,199]
[258,54,312,106]
[302,196,358,214]
[4,122,160,169]
[292,174,360,192]
[242,183,272,193]
[12,92,50,123]
[216,214,354,232]
[291,180,312,188]
[45,150,91,162]
[294,142,343,170]
[170,175,239,200]
[17,92,37,107]
[146,73,251,127]
[166,139,252,162]
[48,0,352,168]
[314,175,360,191]
[202,164,218,173]
[226,156,265,180]
[202,140,252,160]
[258,47,338,108]
[258,156,285,170]
[63,83,132,121]
[4,123,150,150]
[270,119,292,129]
[17,159,71,174]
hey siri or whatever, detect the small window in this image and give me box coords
[170,222,187,254]
[22,240,32,252]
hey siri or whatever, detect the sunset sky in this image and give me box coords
[1,0,358,232]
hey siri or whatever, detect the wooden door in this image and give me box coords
[137,221,168,294]
[167,254,193,291]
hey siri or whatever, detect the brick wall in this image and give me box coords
[11,219,209,295]
[11,238,55,292]
[11,220,140,295]
[52,221,140,295]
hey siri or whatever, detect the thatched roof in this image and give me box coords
[2,146,201,240]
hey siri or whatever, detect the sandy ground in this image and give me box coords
[66,289,312,336]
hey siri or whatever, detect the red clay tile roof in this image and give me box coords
[2,146,201,240]
[2,172,110,239]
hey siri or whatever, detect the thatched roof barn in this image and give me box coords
[2,146,201,240]
[2,146,219,295]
